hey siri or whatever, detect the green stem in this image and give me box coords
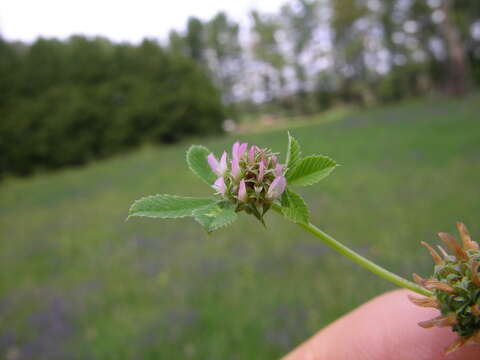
[272,205,431,297]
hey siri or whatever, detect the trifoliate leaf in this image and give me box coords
[194,201,237,232]
[280,189,309,224]
[128,194,216,219]
[286,155,337,187]
[186,145,217,185]
[285,132,301,177]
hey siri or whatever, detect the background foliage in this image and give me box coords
[2,1,480,178]
[0,37,225,176]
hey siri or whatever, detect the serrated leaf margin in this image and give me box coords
[285,132,302,177]
[280,189,310,224]
[128,194,216,219]
[286,155,337,187]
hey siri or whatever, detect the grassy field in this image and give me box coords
[1,94,480,359]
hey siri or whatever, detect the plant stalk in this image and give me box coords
[272,204,431,297]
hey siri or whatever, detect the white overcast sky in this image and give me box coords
[0,0,284,43]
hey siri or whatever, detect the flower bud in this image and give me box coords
[275,164,284,177]
[238,179,248,202]
[212,177,226,197]
[248,146,255,163]
[207,152,227,176]
[266,176,286,201]
[258,160,265,182]
[231,157,241,179]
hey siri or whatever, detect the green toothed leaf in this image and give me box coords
[194,201,237,232]
[286,155,337,187]
[128,194,216,219]
[280,189,309,224]
[285,132,301,177]
[186,145,217,185]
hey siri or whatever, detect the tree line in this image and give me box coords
[0,37,225,176]
[1,0,479,177]
[170,0,479,114]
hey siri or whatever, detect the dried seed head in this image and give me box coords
[412,223,480,354]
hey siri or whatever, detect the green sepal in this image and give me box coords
[186,145,217,186]
[280,189,309,224]
[128,194,216,219]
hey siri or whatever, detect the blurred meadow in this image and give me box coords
[1,94,480,359]
[1,0,480,359]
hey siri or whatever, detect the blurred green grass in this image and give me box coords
[1,94,480,359]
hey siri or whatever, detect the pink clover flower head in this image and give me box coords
[238,179,248,202]
[208,151,227,176]
[266,176,287,201]
[212,177,226,197]
[207,140,287,221]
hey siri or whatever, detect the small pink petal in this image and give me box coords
[258,160,265,182]
[232,142,240,159]
[238,143,248,159]
[267,176,287,201]
[238,179,248,202]
[231,157,241,179]
[212,177,226,196]
[275,164,284,176]
[219,152,228,175]
[271,155,277,167]
[207,153,221,176]
[248,146,255,163]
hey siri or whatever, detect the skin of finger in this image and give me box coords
[283,289,480,360]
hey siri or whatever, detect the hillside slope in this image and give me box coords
[1,94,479,359]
